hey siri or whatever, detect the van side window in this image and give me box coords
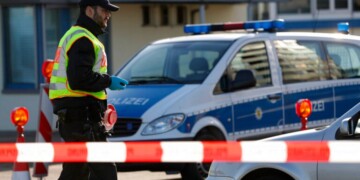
[275,40,329,84]
[325,43,360,79]
[214,41,271,94]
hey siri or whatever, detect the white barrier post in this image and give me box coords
[33,60,55,179]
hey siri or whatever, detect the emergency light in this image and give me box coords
[10,107,29,126]
[295,99,312,119]
[184,19,285,34]
[42,59,54,83]
[337,22,349,34]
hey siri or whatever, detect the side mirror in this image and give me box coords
[339,111,360,136]
[340,118,354,136]
[230,70,256,91]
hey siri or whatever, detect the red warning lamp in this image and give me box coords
[41,59,54,83]
[295,99,312,118]
[295,99,312,130]
[11,107,29,126]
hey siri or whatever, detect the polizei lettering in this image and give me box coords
[109,97,149,106]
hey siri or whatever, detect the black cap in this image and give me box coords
[79,0,119,12]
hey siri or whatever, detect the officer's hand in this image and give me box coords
[109,76,128,90]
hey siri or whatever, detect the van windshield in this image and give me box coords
[117,41,232,84]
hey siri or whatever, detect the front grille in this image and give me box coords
[112,118,142,137]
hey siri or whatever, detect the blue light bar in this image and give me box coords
[243,19,285,31]
[184,24,212,34]
[338,22,349,34]
[184,19,285,34]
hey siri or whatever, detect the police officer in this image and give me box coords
[49,0,127,179]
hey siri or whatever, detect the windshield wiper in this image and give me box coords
[129,76,182,85]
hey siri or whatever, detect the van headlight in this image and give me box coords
[141,114,185,135]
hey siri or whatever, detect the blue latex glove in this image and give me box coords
[109,76,128,90]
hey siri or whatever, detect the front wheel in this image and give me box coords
[251,175,293,180]
[180,128,225,180]
[243,171,294,180]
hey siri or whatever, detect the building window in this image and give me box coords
[45,8,61,60]
[278,0,310,14]
[177,6,187,25]
[160,6,169,26]
[142,6,151,26]
[250,2,269,20]
[2,6,80,92]
[318,0,348,10]
[276,0,355,21]
[355,0,360,11]
[3,6,37,91]
[44,7,79,59]
[335,0,348,9]
[317,0,330,10]
[142,5,179,26]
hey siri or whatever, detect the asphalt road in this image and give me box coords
[0,163,181,180]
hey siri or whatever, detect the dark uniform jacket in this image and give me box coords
[52,13,111,113]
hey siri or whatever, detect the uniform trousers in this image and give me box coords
[57,109,117,180]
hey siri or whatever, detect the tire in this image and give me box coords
[243,171,294,180]
[180,128,225,180]
[252,174,292,180]
[251,173,294,180]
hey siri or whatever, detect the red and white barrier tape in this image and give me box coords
[1,141,360,163]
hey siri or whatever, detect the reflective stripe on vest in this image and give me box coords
[49,26,107,100]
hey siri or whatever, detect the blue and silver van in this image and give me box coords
[107,20,360,179]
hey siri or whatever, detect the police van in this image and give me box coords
[107,20,360,179]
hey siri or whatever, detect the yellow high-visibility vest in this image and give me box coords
[49,26,107,100]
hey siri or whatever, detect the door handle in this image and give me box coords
[267,94,281,101]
